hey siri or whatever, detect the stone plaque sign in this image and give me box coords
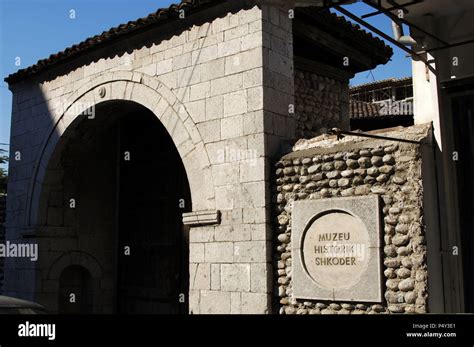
[292,196,382,302]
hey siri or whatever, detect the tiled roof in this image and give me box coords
[350,100,382,119]
[349,99,413,120]
[350,76,412,91]
[5,0,220,84]
[5,0,393,84]
[324,11,393,60]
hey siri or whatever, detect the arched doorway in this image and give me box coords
[48,100,191,314]
[59,265,93,314]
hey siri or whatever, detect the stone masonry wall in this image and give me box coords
[294,68,349,139]
[5,3,296,313]
[273,124,431,314]
[188,5,295,314]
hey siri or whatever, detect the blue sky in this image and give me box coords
[0,0,412,167]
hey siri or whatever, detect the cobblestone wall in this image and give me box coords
[294,68,349,139]
[273,124,431,314]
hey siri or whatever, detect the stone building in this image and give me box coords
[350,77,414,131]
[3,0,393,314]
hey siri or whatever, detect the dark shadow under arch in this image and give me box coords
[40,100,192,314]
[59,265,93,314]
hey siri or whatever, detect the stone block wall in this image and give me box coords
[273,124,431,314]
[294,68,350,139]
[5,2,296,313]
[188,5,296,314]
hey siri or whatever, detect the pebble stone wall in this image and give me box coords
[273,125,431,314]
[294,68,349,139]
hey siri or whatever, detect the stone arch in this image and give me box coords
[27,71,215,227]
[47,251,102,313]
[58,264,94,314]
[48,251,103,280]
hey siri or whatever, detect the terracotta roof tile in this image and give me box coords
[350,76,412,91]
[5,0,217,83]
[349,99,414,120]
[350,100,382,119]
[325,11,393,59]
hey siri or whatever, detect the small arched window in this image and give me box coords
[58,265,93,314]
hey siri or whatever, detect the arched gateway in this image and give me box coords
[4,1,392,314]
[27,73,211,313]
[30,72,215,226]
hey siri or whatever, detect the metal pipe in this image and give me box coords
[334,5,428,64]
[363,0,448,45]
[328,128,424,145]
[391,20,417,46]
[386,0,418,46]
